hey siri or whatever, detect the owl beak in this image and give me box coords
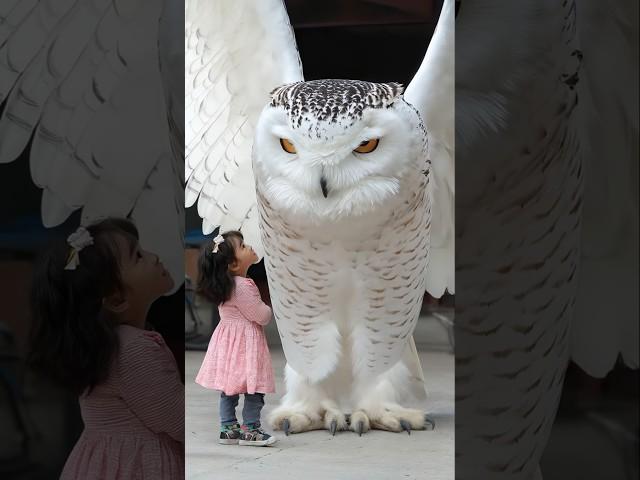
[320,176,329,198]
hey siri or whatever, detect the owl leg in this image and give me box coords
[371,405,433,433]
[269,408,324,435]
[350,376,433,434]
[268,363,346,435]
[323,403,349,436]
[349,410,371,436]
[349,404,429,434]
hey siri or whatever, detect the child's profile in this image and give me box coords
[28,217,184,479]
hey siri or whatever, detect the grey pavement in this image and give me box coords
[186,344,454,480]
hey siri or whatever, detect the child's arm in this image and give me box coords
[118,332,184,443]
[235,280,272,326]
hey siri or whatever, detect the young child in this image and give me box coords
[28,218,184,479]
[195,230,277,446]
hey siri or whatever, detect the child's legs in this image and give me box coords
[220,392,240,426]
[242,393,265,426]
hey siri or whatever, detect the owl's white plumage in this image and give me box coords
[186,0,454,433]
[0,0,184,291]
[185,0,303,259]
[254,80,430,385]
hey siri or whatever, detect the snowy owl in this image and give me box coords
[186,0,454,435]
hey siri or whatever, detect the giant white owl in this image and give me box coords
[186,0,454,434]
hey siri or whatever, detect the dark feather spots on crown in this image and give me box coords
[271,79,404,128]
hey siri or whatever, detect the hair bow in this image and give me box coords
[64,226,94,270]
[211,234,225,254]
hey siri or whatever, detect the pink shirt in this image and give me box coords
[195,276,275,395]
[61,325,184,479]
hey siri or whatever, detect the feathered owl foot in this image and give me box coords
[325,409,349,436]
[348,408,435,435]
[269,406,348,436]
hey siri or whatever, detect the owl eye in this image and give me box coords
[354,139,379,154]
[280,138,297,154]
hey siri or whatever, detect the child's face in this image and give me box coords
[116,234,174,303]
[229,237,259,276]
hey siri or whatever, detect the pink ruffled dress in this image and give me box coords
[60,325,184,479]
[196,276,275,395]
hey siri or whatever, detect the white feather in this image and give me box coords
[0,0,184,292]
[185,0,303,255]
[404,0,455,297]
[571,0,639,376]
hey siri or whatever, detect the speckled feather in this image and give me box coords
[270,80,404,132]
[254,84,430,381]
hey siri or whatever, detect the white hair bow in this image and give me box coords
[64,226,94,270]
[211,234,225,253]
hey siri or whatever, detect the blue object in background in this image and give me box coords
[0,215,77,254]
[185,227,216,248]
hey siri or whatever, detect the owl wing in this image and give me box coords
[571,0,639,376]
[403,0,455,297]
[0,0,184,290]
[185,0,303,258]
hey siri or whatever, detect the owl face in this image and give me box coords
[253,80,426,223]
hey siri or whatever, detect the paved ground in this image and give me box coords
[186,347,454,480]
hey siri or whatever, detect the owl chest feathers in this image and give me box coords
[256,170,430,379]
[257,170,429,292]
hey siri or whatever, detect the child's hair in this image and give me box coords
[197,230,244,305]
[28,217,139,393]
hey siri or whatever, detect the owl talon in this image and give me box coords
[400,420,411,435]
[283,418,290,436]
[356,421,364,436]
[424,414,435,430]
[330,419,337,436]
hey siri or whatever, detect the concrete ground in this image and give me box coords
[186,346,454,479]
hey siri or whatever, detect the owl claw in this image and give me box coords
[330,419,337,436]
[282,418,290,436]
[424,414,435,430]
[400,420,411,435]
[356,421,364,436]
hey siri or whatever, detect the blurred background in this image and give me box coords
[0,3,186,477]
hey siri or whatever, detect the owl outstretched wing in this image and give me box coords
[0,0,184,291]
[403,0,455,297]
[185,0,303,258]
[571,0,638,376]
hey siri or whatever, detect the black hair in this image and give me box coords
[197,230,244,305]
[28,217,139,394]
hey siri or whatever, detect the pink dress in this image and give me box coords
[196,276,275,395]
[60,325,184,479]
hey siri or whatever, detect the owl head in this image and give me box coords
[253,79,427,224]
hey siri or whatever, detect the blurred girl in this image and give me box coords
[29,218,184,479]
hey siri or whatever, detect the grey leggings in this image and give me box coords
[220,392,265,426]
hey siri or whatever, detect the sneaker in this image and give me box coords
[238,423,277,447]
[219,423,242,445]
